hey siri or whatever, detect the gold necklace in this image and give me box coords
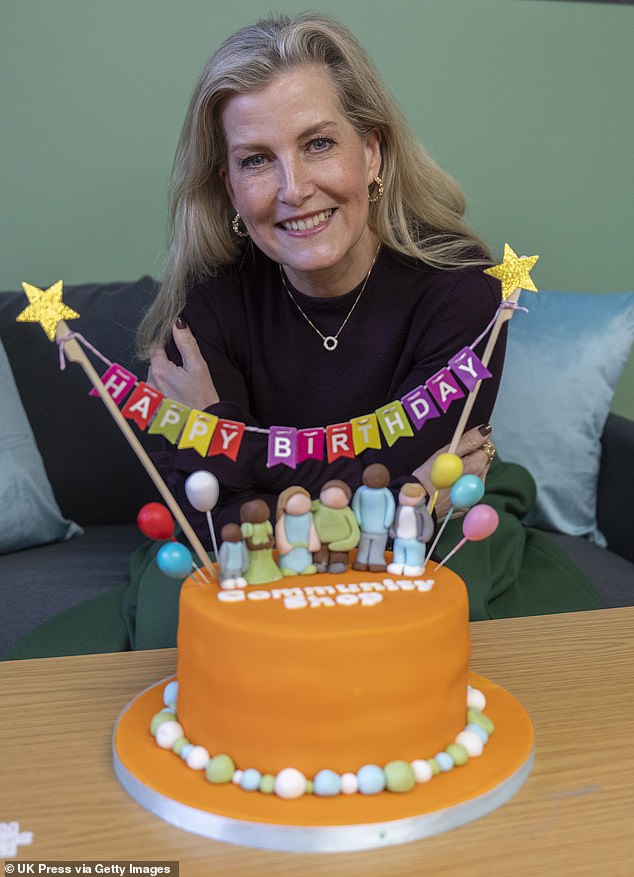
[279,244,381,352]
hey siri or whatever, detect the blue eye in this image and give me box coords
[310,137,334,152]
[241,154,267,169]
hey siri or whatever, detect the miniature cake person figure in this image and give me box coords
[387,482,434,577]
[352,463,395,572]
[311,480,360,574]
[217,522,249,589]
[240,499,283,585]
[275,486,321,576]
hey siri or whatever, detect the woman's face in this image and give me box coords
[220,65,381,296]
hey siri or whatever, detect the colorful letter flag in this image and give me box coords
[375,401,414,447]
[90,363,136,404]
[208,419,245,461]
[121,381,164,430]
[401,385,440,430]
[267,426,298,468]
[326,422,355,463]
[178,409,218,457]
[148,398,191,444]
[297,428,325,463]
[350,413,381,454]
[426,368,465,414]
[448,347,492,392]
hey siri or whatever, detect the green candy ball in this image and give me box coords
[205,754,235,784]
[427,758,441,776]
[259,774,275,794]
[445,743,469,766]
[384,760,416,793]
[150,710,176,736]
[171,737,189,755]
[467,708,495,735]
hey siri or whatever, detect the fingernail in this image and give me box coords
[478,423,492,436]
[175,315,187,329]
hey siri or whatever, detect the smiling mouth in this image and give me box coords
[279,208,334,232]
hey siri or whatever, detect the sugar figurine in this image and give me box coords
[352,463,395,572]
[387,482,434,577]
[240,499,283,585]
[217,523,249,589]
[311,480,360,574]
[275,486,321,576]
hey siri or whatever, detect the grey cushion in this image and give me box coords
[0,524,146,655]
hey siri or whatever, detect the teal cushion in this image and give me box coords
[0,338,82,553]
[491,290,634,543]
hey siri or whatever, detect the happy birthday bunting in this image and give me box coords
[178,409,219,456]
[350,414,382,453]
[148,399,191,443]
[426,368,465,413]
[326,422,355,462]
[89,362,136,403]
[121,381,165,430]
[401,385,441,430]
[268,426,298,468]
[448,347,492,392]
[297,428,325,463]
[375,401,414,447]
[208,419,245,460]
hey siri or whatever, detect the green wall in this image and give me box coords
[2,0,632,414]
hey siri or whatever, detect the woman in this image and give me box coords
[4,13,600,661]
[141,12,502,543]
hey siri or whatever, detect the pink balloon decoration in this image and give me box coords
[434,503,499,571]
[462,504,499,541]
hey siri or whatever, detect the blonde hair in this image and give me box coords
[137,12,490,357]
[276,485,311,520]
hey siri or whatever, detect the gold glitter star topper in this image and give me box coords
[484,243,539,301]
[16,280,80,340]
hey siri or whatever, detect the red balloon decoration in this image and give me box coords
[137,503,175,540]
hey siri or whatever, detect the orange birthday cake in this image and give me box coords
[113,558,534,852]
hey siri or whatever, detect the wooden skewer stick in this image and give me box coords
[446,286,522,456]
[56,320,215,577]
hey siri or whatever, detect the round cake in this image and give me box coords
[176,566,470,778]
[114,560,534,851]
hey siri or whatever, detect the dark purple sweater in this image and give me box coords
[162,245,505,544]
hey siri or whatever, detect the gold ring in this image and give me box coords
[482,439,496,464]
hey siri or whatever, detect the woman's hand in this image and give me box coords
[413,425,496,520]
[147,320,219,410]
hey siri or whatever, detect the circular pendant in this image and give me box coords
[323,336,338,352]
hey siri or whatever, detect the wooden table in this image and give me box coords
[2,608,633,876]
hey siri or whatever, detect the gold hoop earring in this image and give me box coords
[231,213,249,238]
[368,176,384,203]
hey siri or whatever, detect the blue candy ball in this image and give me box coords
[157,542,193,578]
[357,764,386,795]
[240,768,262,791]
[163,680,179,708]
[313,769,342,797]
[435,751,454,772]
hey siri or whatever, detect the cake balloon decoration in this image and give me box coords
[434,503,500,570]
[184,471,220,561]
[423,474,485,572]
[156,542,194,579]
[137,503,175,541]
[427,452,463,514]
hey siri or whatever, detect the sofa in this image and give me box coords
[1,278,633,657]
